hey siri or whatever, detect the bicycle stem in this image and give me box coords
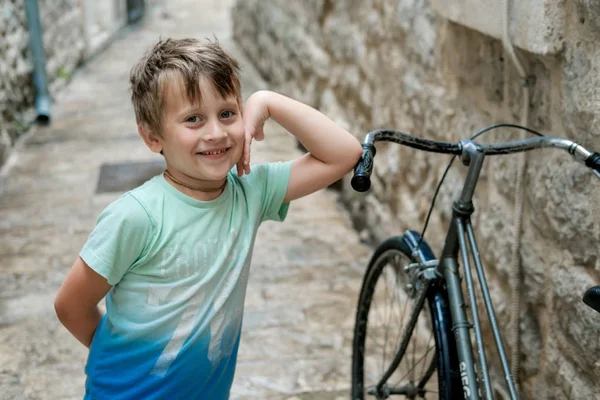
[457,141,485,204]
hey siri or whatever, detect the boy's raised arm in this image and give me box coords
[243,91,363,203]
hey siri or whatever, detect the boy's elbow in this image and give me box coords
[54,293,78,326]
[54,296,68,323]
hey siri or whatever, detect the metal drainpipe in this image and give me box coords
[24,0,51,124]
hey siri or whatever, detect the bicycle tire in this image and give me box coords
[351,234,460,399]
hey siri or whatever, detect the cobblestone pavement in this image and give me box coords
[0,1,371,399]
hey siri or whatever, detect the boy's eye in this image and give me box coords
[220,110,235,119]
[186,116,202,124]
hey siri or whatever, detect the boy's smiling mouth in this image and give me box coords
[197,147,230,158]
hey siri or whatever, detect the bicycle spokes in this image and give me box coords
[363,250,440,399]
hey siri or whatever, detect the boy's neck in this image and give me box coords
[176,185,225,201]
[163,171,227,201]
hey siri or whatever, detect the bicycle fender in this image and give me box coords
[402,229,436,262]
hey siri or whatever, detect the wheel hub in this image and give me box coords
[367,382,426,400]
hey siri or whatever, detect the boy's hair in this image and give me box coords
[130,38,241,137]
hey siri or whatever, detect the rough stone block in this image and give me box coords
[430,0,566,55]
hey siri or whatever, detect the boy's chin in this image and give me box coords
[202,171,230,181]
[204,165,235,180]
[202,159,234,171]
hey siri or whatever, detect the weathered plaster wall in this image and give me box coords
[0,0,85,166]
[233,0,600,398]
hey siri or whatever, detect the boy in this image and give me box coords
[54,38,362,399]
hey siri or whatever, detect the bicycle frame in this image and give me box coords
[437,140,518,400]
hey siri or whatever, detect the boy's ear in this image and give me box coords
[137,123,162,154]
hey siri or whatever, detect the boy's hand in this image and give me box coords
[237,91,270,176]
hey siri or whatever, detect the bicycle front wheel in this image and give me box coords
[351,236,458,400]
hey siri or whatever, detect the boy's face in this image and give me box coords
[157,78,244,183]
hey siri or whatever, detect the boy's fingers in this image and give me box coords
[245,149,251,175]
[244,134,252,174]
[246,131,254,152]
[236,131,251,176]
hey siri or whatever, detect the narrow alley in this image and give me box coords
[0,1,371,399]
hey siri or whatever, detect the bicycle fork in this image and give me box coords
[437,141,519,400]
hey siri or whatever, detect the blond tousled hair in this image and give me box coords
[129,38,241,137]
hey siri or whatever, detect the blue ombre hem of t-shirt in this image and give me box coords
[84,315,240,400]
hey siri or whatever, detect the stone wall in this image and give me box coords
[1,0,87,166]
[233,0,600,398]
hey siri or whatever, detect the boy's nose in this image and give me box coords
[205,122,227,141]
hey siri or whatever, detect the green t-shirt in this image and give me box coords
[80,161,292,400]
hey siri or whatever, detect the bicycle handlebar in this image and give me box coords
[351,129,600,192]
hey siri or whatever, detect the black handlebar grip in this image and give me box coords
[585,152,600,172]
[583,286,600,313]
[351,143,376,192]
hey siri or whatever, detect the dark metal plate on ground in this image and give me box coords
[96,160,166,193]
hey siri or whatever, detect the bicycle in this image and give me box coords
[349,125,600,400]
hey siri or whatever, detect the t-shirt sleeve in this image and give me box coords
[251,161,293,223]
[80,193,154,285]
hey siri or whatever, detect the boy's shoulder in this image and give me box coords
[90,189,155,251]
[127,174,162,200]
[105,176,162,227]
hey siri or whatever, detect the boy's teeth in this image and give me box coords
[201,149,226,155]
